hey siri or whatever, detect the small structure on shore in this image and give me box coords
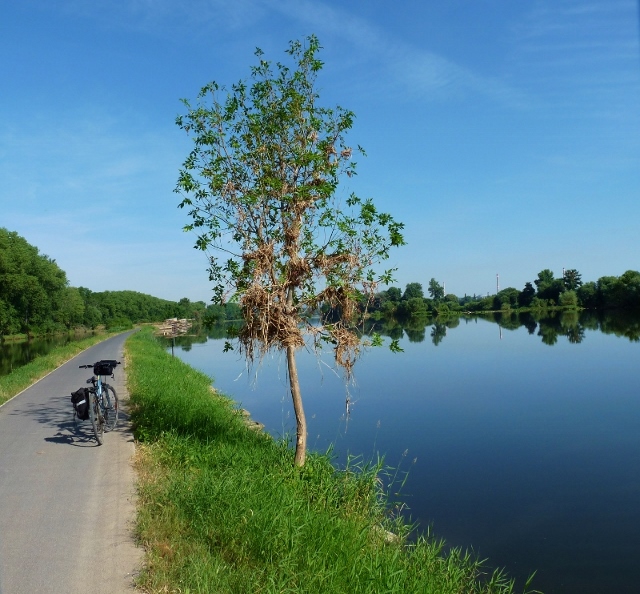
[156,318,193,357]
[156,318,192,337]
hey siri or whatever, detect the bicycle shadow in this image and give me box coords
[8,391,131,447]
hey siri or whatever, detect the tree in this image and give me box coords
[175,37,404,466]
[518,282,536,307]
[0,228,68,335]
[577,281,597,308]
[559,290,578,308]
[534,270,564,303]
[386,286,402,302]
[534,269,554,290]
[402,282,424,301]
[427,278,444,301]
[494,287,519,310]
[396,297,428,320]
[563,269,582,291]
[56,287,85,328]
[617,270,640,308]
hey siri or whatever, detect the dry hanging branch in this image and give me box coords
[175,35,405,466]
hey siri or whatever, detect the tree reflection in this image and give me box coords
[559,311,585,344]
[363,309,640,348]
[599,310,640,342]
[173,310,640,354]
[537,323,559,346]
[430,322,447,346]
[404,325,426,343]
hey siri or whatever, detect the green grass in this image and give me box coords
[126,328,541,594]
[0,331,118,406]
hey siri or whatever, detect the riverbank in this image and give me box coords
[0,327,97,343]
[125,328,538,593]
[0,330,119,406]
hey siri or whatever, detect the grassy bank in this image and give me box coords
[126,328,539,594]
[0,331,118,406]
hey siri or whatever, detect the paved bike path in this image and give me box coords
[0,332,142,594]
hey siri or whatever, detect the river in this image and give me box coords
[0,332,96,377]
[165,310,640,594]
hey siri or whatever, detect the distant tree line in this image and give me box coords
[0,228,239,337]
[369,268,640,320]
[5,227,637,336]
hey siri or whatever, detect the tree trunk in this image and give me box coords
[286,344,307,466]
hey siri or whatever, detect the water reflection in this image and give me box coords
[0,332,95,377]
[162,308,640,594]
[359,309,640,348]
[169,310,640,352]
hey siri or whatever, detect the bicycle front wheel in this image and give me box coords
[89,391,104,445]
[102,383,119,431]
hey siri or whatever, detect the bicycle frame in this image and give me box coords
[78,360,121,445]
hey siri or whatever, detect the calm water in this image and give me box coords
[0,332,94,377]
[167,311,640,594]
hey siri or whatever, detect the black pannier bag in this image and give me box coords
[93,360,116,376]
[71,387,90,420]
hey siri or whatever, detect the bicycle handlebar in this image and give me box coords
[78,360,122,369]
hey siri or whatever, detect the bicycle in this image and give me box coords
[78,360,121,445]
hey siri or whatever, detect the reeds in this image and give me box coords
[127,328,540,594]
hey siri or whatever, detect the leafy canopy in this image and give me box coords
[175,36,404,374]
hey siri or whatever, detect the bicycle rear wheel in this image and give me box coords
[88,391,104,445]
[102,383,119,431]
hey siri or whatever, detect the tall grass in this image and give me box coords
[126,328,540,594]
[0,331,116,406]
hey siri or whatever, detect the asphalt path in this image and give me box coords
[0,331,142,594]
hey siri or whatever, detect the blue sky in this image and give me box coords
[2,0,639,302]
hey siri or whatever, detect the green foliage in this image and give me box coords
[396,297,428,320]
[558,290,578,309]
[370,268,640,319]
[576,281,597,308]
[518,282,536,308]
[428,278,444,301]
[534,269,554,289]
[534,270,564,303]
[76,288,197,329]
[443,294,461,310]
[196,302,242,326]
[494,287,519,311]
[105,316,134,331]
[402,282,424,301]
[562,269,582,291]
[0,228,210,337]
[597,270,640,309]
[176,36,404,354]
[175,36,404,464]
[386,286,402,302]
[0,228,68,335]
[126,328,534,594]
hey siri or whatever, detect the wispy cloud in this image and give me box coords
[262,0,528,106]
[56,0,527,107]
[0,111,182,211]
[60,0,267,37]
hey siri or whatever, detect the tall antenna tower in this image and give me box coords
[496,273,500,294]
